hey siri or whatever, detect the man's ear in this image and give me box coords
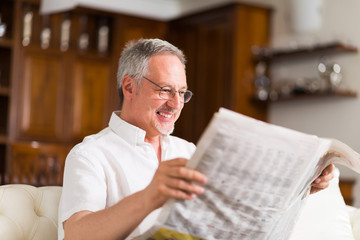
[122,75,136,99]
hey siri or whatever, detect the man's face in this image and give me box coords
[131,54,187,138]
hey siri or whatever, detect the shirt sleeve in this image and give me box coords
[59,146,107,223]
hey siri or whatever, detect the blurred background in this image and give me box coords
[1,0,360,207]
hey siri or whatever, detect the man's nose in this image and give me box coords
[167,92,183,108]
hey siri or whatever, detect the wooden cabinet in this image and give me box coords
[16,52,113,143]
[16,49,68,142]
[168,3,271,143]
[1,0,167,185]
[70,56,111,141]
[12,3,116,144]
[1,1,269,185]
[15,51,113,143]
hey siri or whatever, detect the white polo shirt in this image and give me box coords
[58,111,196,239]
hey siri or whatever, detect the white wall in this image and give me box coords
[240,0,360,207]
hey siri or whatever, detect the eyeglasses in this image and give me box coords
[143,76,193,103]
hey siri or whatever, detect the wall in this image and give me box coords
[239,0,360,207]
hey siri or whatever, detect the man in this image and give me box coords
[58,38,334,240]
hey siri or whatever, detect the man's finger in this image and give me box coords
[166,165,207,183]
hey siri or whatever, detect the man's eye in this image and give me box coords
[161,89,172,94]
[179,91,186,96]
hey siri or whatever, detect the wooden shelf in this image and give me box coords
[254,88,358,102]
[252,41,358,102]
[254,41,358,62]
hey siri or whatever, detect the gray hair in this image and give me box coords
[117,38,186,107]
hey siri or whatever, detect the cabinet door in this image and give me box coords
[70,57,111,141]
[168,4,270,143]
[15,50,67,142]
[168,7,235,143]
[166,25,198,143]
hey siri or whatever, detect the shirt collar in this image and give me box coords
[108,111,170,147]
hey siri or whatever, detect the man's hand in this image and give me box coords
[64,158,207,240]
[310,163,335,194]
[143,158,207,210]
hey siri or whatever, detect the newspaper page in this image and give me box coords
[135,108,358,240]
[321,138,360,174]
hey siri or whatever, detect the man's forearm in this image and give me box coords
[63,190,154,240]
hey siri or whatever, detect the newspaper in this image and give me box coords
[135,108,360,240]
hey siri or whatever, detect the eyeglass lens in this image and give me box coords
[159,89,192,103]
[143,76,193,103]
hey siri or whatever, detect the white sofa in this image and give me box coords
[0,184,61,240]
[290,168,360,240]
[349,206,360,239]
[0,171,359,240]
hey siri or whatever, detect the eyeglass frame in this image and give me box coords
[142,76,193,103]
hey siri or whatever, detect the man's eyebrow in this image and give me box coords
[160,83,188,90]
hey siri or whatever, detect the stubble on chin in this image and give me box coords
[155,122,175,135]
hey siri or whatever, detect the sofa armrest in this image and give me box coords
[347,205,360,240]
[0,184,62,240]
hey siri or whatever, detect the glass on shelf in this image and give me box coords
[40,28,51,49]
[318,58,343,91]
[40,15,51,50]
[78,15,89,51]
[97,16,110,54]
[329,64,342,89]
[254,61,270,101]
[22,11,33,46]
[60,18,71,52]
[97,25,109,53]
[79,33,89,50]
[257,76,333,102]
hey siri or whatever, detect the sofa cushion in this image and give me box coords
[0,184,62,240]
[348,205,360,240]
[290,168,355,240]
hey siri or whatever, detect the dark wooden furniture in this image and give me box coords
[168,3,272,143]
[0,0,167,185]
[0,1,270,185]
